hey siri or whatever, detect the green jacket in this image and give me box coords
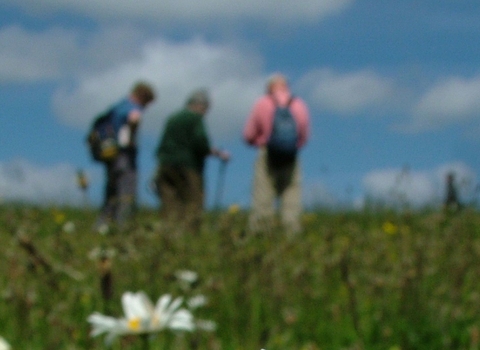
[156,108,211,173]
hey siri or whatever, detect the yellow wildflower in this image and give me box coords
[53,210,66,225]
[382,221,398,235]
[228,204,240,214]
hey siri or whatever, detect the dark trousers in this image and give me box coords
[100,152,137,228]
[156,165,204,232]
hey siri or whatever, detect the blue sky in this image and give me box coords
[1,0,480,209]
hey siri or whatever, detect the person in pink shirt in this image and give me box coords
[243,73,310,234]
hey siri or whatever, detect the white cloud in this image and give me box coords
[410,75,480,131]
[362,162,477,208]
[0,25,149,83]
[6,0,354,25]
[52,37,266,141]
[0,25,79,82]
[304,181,339,208]
[296,69,480,134]
[0,159,85,205]
[298,68,394,114]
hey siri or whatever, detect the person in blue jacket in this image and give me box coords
[97,81,156,232]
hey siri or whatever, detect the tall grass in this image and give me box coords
[1,205,480,349]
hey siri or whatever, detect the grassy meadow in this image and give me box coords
[1,204,480,349]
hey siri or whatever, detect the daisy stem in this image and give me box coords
[141,333,150,350]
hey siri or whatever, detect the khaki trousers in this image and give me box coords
[248,148,302,234]
[157,165,204,233]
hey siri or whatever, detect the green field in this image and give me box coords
[1,205,480,349]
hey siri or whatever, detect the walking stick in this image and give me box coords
[214,160,228,209]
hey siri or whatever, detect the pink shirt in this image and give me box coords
[243,89,310,148]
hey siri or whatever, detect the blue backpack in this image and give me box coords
[267,96,298,161]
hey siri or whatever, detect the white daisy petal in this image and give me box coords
[167,296,184,314]
[122,291,150,320]
[0,336,11,350]
[138,291,155,315]
[156,293,172,313]
[87,313,120,337]
[170,312,195,331]
[121,292,137,320]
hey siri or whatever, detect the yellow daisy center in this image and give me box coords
[128,317,141,331]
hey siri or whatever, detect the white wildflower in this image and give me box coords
[175,270,198,286]
[88,247,116,261]
[62,221,76,234]
[87,291,194,346]
[187,295,208,310]
[97,223,109,235]
[196,319,217,332]
[186,295,217,333]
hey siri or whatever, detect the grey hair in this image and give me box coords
[186,88,210,107]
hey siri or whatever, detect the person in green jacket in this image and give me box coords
[154,89,230,232]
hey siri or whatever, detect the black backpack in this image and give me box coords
[267,97,298,164]
[86,109,118,163]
